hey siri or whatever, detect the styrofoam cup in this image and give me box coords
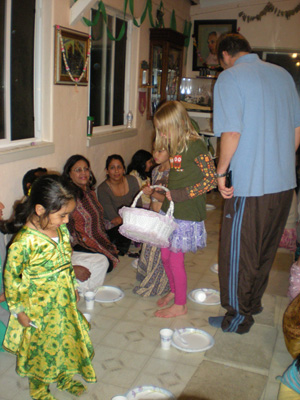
[83,313,91,323]
[160,328,173,350]
[84,291,96,310]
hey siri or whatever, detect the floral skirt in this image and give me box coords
[162,212,207,253]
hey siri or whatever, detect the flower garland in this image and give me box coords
[239,1,300,22]
[56,25,91,85]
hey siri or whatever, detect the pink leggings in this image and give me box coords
[161,247,186,305]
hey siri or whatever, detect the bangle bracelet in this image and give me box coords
[215,172,227,178]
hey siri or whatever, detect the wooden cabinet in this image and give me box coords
[148,28,185,119]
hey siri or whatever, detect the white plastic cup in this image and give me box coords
[84,291,96,310]
[111,396,127,400]
[83,313,91,323]
[160,328,173,350]
[195,290,207,302]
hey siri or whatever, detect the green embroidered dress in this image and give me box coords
[3,224,96,384]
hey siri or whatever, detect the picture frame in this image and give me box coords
[192,20,237,71]
[54,26,90,86]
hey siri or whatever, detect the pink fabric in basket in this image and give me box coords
[288,262,300,301]
[118,207,178,248]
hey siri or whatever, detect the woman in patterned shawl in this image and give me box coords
[62,155,119,275]
[3,175,96,399]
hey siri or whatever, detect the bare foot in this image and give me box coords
[155,304,187,318]
[157,292,175,307]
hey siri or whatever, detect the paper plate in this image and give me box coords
[171,327,215,353]
[206,204,216,211]
[210,263,219,274]
[95,286,124,303]
[188,288,220,305]
[126,385,175,399]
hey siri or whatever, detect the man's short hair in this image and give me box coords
[217,33,252,62]
[22,167,47,195]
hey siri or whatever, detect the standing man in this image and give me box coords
[209,33,300,334]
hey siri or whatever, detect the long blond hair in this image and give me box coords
[153,101,199,156]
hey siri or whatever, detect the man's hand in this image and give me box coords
[217,177,234,199]
[73,265,91,282]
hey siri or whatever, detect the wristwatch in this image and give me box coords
[215,171,227,178]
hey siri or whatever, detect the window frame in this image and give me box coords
[0,0,54,162]
[89,4,135,135]
[1,0,43,148]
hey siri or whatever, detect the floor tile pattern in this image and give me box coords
[0,192,295,400]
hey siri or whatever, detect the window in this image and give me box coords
[0,0,47,150]
[1,0,43,148]
[89,6,132,130]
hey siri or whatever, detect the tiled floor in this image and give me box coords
[0,191,295,400]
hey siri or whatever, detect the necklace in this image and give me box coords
[107,176,127,196]
[56,25,92,86]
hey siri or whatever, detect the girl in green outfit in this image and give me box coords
[3,175,96,400]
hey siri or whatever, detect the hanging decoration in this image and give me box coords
[239,2,300,22]
[138,89,147,115]
[156,1,164,28]
[74,0,191,49]
[56,25,91,86]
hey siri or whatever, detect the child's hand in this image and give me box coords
[166,191,172,201]
[75,290,80,303]
[0,292,5,303]
[142,184,153,196]
[17,312,31,327]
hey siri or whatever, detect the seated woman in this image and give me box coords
[127,150,154,209]
[97,154,141,256]
[62,155,119,293]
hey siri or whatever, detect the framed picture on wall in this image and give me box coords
[192,20,237,71]
[54,26,90,85]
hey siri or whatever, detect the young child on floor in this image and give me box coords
[127,149,154,209]
[3,175,96,400]
[133,148,170,297]
[153,100,217,318]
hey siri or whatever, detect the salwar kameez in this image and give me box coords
[3,224,96,397]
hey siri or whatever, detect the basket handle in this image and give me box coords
[131,185,174,217]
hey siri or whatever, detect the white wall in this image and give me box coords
[0,0,190,218]
[187,0,300,77]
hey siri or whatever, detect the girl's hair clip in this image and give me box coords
[27,187,32,197]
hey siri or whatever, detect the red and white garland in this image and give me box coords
[56,25,91,85]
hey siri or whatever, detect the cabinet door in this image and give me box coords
[166,47,182,101]
[150,45,163,117]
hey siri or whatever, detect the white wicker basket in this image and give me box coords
[118,185,178,248]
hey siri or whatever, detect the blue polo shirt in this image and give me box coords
[213,53,300,197]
